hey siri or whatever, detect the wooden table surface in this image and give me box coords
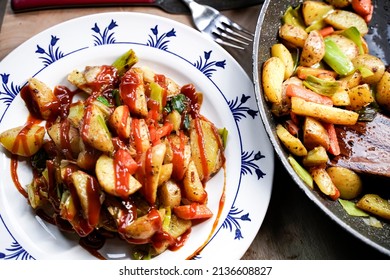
[0,0,388,260]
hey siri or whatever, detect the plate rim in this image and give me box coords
[0,11,274,260]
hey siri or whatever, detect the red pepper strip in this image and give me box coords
[149,122,173,146]
[352,0,372,16]
[323,122,340,156]
[296,66,338,80]
[329,187,341,201]
[286,84,333,106]
[319,26,334,37]
[147,99,160,122]
[285,119,299,136]
[363,4,373,23]
[173,203,213,220]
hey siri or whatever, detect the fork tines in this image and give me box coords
[213,18,254,50]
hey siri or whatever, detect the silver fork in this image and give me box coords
[180,0,254,50]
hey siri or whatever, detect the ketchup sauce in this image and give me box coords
[8,60,227,260]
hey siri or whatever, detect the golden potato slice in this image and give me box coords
[310,167,340,200]
[120,67,148,118]
[303,117,330,151]
[325,10,368,35]
[152,213,191,255]
[376,71,390,111]
[140,66,155,83]
[346,83,374,111]
[356,194,390,220]
[339,71,362,89]
[67,69,91,94]
[166,77,181,97]
[352,54,386,84]
[326,166,362,200]
[142,143,167,204]
[262,56,285,104]
[276,124,307,157]
[302,146,329,167]
[47,121,81,158]
[279,24,308,48]
[70,170,102,227]
[0,124,45,157]
[95,154,142,198]
[326,34,359,60]
[302,1,334,26]
[326,0,350,8]
[26,77,58,120]
[331,87,350,106]
[80,103,114,153]
[158,163,173,186]
[300,30,325,67]
[291,97,359,125]
[271,43,294,80]
[109,105,131,139]
[122,208,165,240]
[85,66,117,93]
[182,160,207,203]
[190,119,224,181]
[159,180,182,208]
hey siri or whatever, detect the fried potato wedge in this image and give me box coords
[262,56,285,104]
[276,124,308,157]
[325,9,368,35]
[26,77,59,120]
[95,154,142,198]
[0,124,45,157]
[291,97,359,125]
[190,119,224,182]
[356,194,390,220]
[81,103,114,153]
[271,43,294,80]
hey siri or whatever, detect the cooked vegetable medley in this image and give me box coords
[262,0,390,224]
[0,49,226,259]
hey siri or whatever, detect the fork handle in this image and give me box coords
[180,0,197,7]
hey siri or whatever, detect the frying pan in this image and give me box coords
[253,0,390,256]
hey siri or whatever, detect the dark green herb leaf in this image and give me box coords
[97,96,112,107]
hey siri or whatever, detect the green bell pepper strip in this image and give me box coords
[303,75,340,96]
[218,127,228,149]
[287,155,313,188]
[112,49,139,76]
[282,5,306,29]
[338,199,369,217]
[323,37,355,76]
[149,82,164,112]
[162,206,172,232]
[96,95,112,107]
[305,19,327,33]
[341,27,364,55]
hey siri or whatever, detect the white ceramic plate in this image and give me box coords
[0,12,273,260]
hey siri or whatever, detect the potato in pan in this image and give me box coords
[260,0,390,223]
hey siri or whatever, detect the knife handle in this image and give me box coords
[11,0,156,12]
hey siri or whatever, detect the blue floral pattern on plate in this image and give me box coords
[0,13,273,260]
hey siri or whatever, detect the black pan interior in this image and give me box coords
[253,0,390,256]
